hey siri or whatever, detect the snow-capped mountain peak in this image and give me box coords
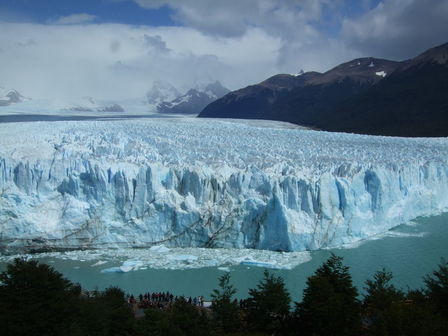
[157,81,229,114]
[203,81,229,99]
[0,87,29,106]
[146,80,180,105]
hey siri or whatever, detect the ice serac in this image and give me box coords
[0,118,448,253]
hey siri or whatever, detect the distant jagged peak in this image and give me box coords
[146,80,180,105]
[0,87,29,106]
[189,80,228,94]
[156,80,229,114]
[203,80,230,99]
[172,80,230,100]
[5,90,26,103]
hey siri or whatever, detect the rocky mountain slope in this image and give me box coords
[323,43,448,136]
[199,42,448,137]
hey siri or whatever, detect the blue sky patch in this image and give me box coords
[0,0,177,26]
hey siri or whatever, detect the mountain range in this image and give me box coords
[0,80,228,116]
[156,81,229,114]
[199,42,448,137]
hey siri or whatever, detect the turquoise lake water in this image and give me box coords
[1,213,447,302]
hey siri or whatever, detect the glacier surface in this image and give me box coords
[0,118,447,253]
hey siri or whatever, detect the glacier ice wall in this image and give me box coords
[0,118,448,252]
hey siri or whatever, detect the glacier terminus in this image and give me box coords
[0,118,447,253]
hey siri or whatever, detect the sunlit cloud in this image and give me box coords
[0,23,285,99]
[48,13,98,25]
[0,0,446,100]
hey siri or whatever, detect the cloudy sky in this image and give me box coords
[0,0,447,100]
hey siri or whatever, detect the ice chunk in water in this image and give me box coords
[149,245,171,253]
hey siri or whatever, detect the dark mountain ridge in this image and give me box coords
[199,42,448,137]
[323,43,448,136]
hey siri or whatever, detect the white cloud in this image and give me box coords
[0,1,371,101]
[49,13,97,25]
[0,0,363,102]
[132,0,448,62]
[5,1,445,102]
[134,0,333,38]
[129,0,361,79]
[0,23,292,100]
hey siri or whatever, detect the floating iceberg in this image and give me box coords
[0,247,312,271]
[0,118,448,253]
[167,254,198,262]
[149,245,171,253]
[101,259,144,273]
[218,267,231,272]
[91,260,108,267]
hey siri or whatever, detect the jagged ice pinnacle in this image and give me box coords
[0,118,447,252]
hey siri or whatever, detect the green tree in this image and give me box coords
[362,269,404,335]
[211,273,241,333]
[381,289,447,336]
[0,258,81,336]
[169,297,211,336]
[137,297,211,336]
[138,307,182,336]
[96,287,135,336]
[246,270,291,334]
[296,253,361,336]
[424,258,448,315]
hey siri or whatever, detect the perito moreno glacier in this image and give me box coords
[0,118,447,253]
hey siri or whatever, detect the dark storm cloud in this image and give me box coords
[134,0,448,62]
[342,0,448,60]
[134,0,332,38]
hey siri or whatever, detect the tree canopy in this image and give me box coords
[296,253,361,336]
[211,273,241,333]
[246,270,291,333]
[424,258,448,315]
[1,254,447,336]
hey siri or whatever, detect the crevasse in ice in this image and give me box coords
[0,118,447,252]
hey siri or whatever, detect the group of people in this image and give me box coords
[127,291,206,309]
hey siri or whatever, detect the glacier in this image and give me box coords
[0,117,448,253]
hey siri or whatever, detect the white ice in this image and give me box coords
[0,118,448,253]
[0,247,313,271]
